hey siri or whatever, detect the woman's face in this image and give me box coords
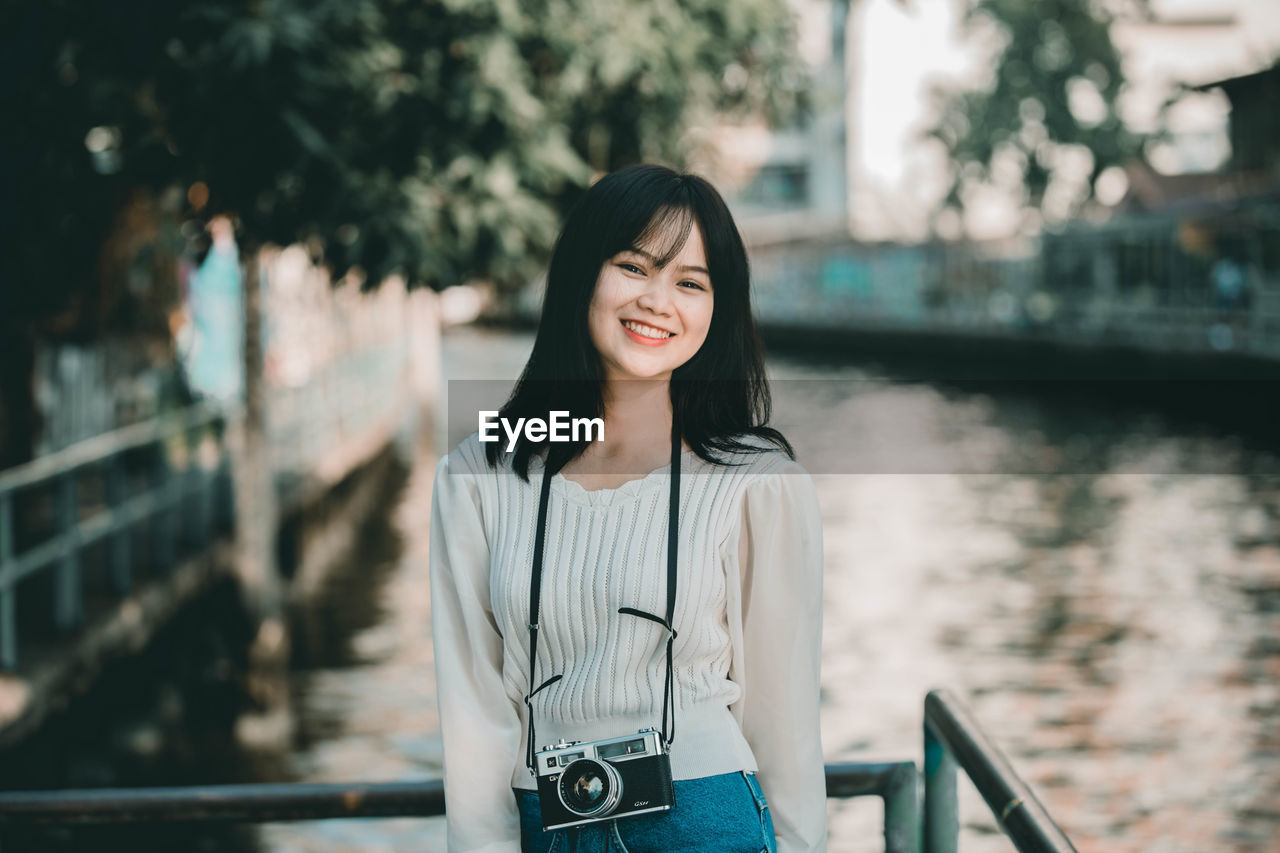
[587,221,714,384]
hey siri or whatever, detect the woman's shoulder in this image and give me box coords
[703,433,818,548]
[703,432,804,478]
[438,430,502,477]
[439,431,544,486]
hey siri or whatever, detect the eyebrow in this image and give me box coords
[623,247,710,277]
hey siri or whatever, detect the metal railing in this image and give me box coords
[0,403,233,672]
[266,337,410,506]
[748,225,1280,360]
[924,688,1077,853]
[828,760,921,852]
[0,326,414,675]
[0,689,1077,852]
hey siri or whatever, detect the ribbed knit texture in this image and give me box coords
[486,445,761,731]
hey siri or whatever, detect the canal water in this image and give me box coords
[5,324,1278,852]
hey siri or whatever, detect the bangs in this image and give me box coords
[629,204,697,268]
[601,174,700,268]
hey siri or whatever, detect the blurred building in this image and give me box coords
[713,0,853,245]
[1196,64,1280,177]
[1040,52,1280,354]
[1116,60,1280,216]
[713,0,1280,244]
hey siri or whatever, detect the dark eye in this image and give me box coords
[679,280,707,291]
[618,263,643,274]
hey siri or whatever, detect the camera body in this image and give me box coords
[534,728,675,830]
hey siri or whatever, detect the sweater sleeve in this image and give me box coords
[429,451,523,853]
[734,462,827,853]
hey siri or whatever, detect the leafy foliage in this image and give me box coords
[925,0,1150,232]
[1,0,806,334]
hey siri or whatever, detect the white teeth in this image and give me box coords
[623,321,672,339]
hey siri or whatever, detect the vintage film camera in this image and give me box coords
[534,728,675,830]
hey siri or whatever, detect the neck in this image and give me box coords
[596,379,672,458]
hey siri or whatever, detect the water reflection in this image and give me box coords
[259,447,447,851]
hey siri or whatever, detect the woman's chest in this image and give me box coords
[487,492,732,655]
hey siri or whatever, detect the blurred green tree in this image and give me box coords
[3,0,804,311]
[925,0,1150,234]
[0,0,805,464]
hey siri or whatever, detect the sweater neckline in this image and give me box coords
[544,450,697,508]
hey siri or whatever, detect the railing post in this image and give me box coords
[197,429,215,549]
[883,761,922,853]
[924,720,959,853]
[107,455,132,595]
[54,471,82,630]
[217,424,235,534]
[183,427,206,552]
[925,689,1077,853]
[0,491,15,671]
[151,446,176,574]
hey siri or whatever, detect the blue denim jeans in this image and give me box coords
[516,770,777,853]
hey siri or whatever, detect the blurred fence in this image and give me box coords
[0,247,423,675]
[0,403,232,672]
[266,339,409,498]
[258,247,414,509]
[750,198,1280,358]
[33,342,188,459]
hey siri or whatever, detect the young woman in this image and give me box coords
[430,165,826,852]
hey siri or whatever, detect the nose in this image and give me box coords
[635,277,674,316]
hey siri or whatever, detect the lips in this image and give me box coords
[620,319,675,346]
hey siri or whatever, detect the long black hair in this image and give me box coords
[485,164,792,479]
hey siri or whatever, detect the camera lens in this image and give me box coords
[557,758,622,818]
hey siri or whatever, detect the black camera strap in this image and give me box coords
[524,414,682,775]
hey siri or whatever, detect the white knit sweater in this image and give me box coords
[429,431,826,853]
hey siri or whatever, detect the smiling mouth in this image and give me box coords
[621,320,675,341]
